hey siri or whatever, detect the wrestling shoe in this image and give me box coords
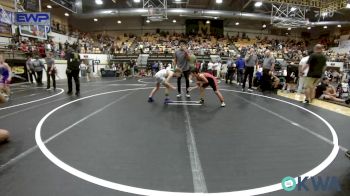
[302,100,310,104]
[199,98,204,104]
[248,88,253,92]
[176,94,182,98]
[148,97,154,103]
[164,98,172,105]
[186,94,191,98]
[221,102,226,107]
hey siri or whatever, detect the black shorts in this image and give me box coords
[203,77,217,92]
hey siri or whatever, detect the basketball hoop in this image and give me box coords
[271,3,310,29]
[144,0,167,21]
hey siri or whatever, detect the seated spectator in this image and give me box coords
[315,77,350,104]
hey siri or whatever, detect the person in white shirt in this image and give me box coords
[208,61,214,75]
[297,51,311,94]
[216,62,222,78]
[148,68,182,104]
[80,60,92,82]
[221,63,228,80]
[212,62,218,77]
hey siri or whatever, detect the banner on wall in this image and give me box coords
[15,12,51,26]
[186,20,224,36]
[0,7,13,25]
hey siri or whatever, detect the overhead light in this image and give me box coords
[146,19,150,23]
[102,10,113,14]
[47,5,52,9]
[94,18,98,22]
[134,0,141,3]
[337,24,341,28]
[254,1,262,7]
[307,26,311,30]
[286,33,289,35]
[172,19,176,23]
[206,20,210,24]
[117,20,122,24]
[291,7,296,12]
[206,10,220,14]
[214,17,218,20]
[346,3,350,8]
[216,0,223,4]
[262,24,267,28]
[64,13,69,16]
[95,0,103,5]
[175,0,181,2]
[287,27,291,30]
[235,22,239,26]
[169,9,187,13]
[323,26,327,29]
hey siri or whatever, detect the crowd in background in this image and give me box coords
[7,32,349,67]
[4,31,350,104]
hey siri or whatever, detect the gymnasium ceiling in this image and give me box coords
[82,0,259,12]
[77,0,350,22]
[34,0,350,29]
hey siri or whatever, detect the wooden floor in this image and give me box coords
[277,91,350,117]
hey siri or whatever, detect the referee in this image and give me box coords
[174,41,191,98]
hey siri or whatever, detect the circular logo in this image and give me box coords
[281,176,297,192]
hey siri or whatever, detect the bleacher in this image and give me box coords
[0,43,26,60]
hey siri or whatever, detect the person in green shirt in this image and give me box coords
[187,52,197,71]
[187,51,197,84]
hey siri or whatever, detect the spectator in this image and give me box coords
[226,57,234,84]
[26,55,35,84]
[243,48,258,91]
[235,54,246,86]
[66,48,81,96]
[261,50,275,91]
[297,51,311,94]
[302,44,327,104]
[315,77,350,104]
[32,56,45,86]
[45,52,56,90]
[207,61,214,75]
[0,54,11,103]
